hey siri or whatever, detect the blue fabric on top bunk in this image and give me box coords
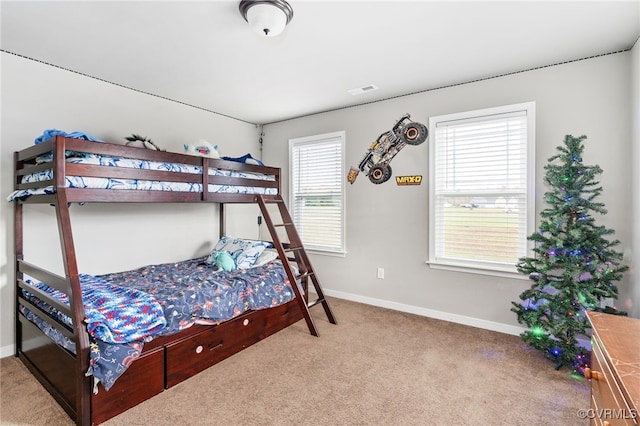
[34,129,102,144]
[222,153,264,166]
[31,129,104,166]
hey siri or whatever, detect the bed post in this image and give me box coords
[219,203,225,238]
[53,139,91,426]
[14,151,24,357]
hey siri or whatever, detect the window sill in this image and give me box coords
[425,260,529,280]
[306,249,347,258]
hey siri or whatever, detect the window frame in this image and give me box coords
[289,131,346,256]
[428,102,536,278]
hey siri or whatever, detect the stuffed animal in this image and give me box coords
[184,140,220,159]
[213,251,235,272]
[125,134,164,151]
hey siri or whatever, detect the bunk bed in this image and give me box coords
[11,135,337,425]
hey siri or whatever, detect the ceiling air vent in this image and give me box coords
[347,84,379,95]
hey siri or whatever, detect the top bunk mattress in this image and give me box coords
[9,136,280,202]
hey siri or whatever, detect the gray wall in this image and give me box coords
[0,53,261,356]
[262,51,636,331]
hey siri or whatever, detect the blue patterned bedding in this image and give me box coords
[22,274,166,344]
[97,256,295,334]
[8,155,277,201]
[19,258,295,392]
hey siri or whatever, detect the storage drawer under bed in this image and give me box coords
[166,300,302,387]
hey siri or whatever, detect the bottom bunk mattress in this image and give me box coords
[19,256,296,392]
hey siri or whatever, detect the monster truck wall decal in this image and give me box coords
[347,113,428,185]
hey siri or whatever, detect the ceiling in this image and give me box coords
[2,1,639,125]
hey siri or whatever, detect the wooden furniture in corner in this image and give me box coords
[586,311,640,426]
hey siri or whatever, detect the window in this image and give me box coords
[428,102,535,275]
[289,131,345,255]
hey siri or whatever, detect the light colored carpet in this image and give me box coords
[0,298,589,425]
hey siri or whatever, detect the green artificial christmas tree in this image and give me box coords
[511,134,628,374]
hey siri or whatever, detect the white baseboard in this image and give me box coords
[323,289,528,336]
[0,344,15,359]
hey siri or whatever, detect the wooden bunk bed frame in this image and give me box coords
[13,136,336,425]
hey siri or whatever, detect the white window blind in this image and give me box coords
[428,102,535,274]
[289,131,345,254]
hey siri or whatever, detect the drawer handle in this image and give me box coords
[209,342,223,351]
[243,318,249,326]
[196,342,223,354]
[584,367,604,381]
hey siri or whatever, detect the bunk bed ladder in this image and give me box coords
[256,195,337,337]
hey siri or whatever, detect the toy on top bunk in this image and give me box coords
[183,140,221,158]
[125,134,165,151]
[183,139,265,166]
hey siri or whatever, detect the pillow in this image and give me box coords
[253,249,279,267]
[209,236,271,269]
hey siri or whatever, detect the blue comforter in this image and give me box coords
[97,257,295,334]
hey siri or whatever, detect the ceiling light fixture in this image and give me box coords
[239,0,294,38]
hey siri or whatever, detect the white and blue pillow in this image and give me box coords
[253,249,279,267]
[207,236,272,269]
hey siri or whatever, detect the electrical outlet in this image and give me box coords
[377,267,384,279]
